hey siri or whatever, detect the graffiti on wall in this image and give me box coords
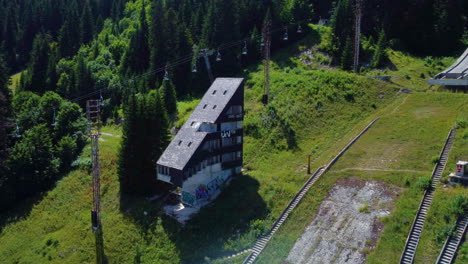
[195,184,209,199]
[182,191,195,206]
[185,174,233,205]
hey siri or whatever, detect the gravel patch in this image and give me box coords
[286,177,399,264]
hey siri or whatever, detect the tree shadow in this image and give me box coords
[160,174,268,263]
[0,191,47,232]
[118,180,174,229]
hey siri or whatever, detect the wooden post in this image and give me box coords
[307,155,311,174]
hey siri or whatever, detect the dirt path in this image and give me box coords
[335,167,427,174]
[285,177,400,264]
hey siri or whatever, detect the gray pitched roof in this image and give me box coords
[157,78,244,170]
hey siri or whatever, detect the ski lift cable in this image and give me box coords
[14,21,310,120]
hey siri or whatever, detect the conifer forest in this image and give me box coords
[0,0,467,263]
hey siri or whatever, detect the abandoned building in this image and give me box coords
[449,160,468,185]
[156,78,244,207]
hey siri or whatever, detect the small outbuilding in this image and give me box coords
[449,160,468,185]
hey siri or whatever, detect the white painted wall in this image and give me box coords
[182,163,222,191]
[157,173,171,183]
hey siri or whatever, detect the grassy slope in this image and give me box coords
[415,123,468,264]
[256,93,468,264]
[364,50,455,91]
[1,25,464,263]
[0,26,400,263]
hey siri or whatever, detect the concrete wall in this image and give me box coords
[181,163,239,207]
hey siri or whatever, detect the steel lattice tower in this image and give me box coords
[354,0,363,73]
[86,100,104,264]
[262,18,271,106]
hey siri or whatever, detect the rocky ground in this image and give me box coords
[285,177,400,264]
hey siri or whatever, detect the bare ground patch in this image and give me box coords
[285,177,400,264]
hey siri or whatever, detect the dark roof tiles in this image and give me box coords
[157,78,243,170]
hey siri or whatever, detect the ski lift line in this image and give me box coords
[13,21,309,121]
[16,20,307,84]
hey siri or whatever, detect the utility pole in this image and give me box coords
[86,99,104,264]
[199,49,215,84]
[262,17,271,106]
[354,0,363,73]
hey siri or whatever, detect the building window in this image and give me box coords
[227,105,242,115]
[221,121,239,131]
[222,136,241,147]
[213,105,217,109]
[209,155,220,164]
[212,90,217,95]
[223,90,228,95]
[178,140,182,146]
[203,104,208,109]
[158,165,170,175]
[199,122,217,132]
[188,142,192,147]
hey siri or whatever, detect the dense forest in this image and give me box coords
[0,0,467,211]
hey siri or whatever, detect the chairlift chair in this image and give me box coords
[283,27,289,41]
[216,49,222,62]
[242,41,248,55]
[297,24,302,33]
[14,122,21,138]
[52,108,58,126]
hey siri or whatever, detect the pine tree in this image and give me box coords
[370,29,386,68]
[159,77,177,118]
[28,33,51,94]
[144,90,169,192]
[118,93,139,194]
[121,2,150,75]
[341,36,353,71]
[74,54,94,97]
[330,0,353,59]
[80,0,94,44]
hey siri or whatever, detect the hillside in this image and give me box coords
[256,92,467,264]
[0,27,404,263]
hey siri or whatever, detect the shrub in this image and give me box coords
[416,177,432,191]
[455,118,468,129]
[437,223,457,242]
[449,195,468,217]
[432,155,440,164]
[359,203,371,213]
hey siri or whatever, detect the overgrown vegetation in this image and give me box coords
[415,122,468,264]
[0,91,87,212]
[256,93,468,264]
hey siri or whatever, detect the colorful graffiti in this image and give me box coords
[182,191,195,206]
[195,184,209,199]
